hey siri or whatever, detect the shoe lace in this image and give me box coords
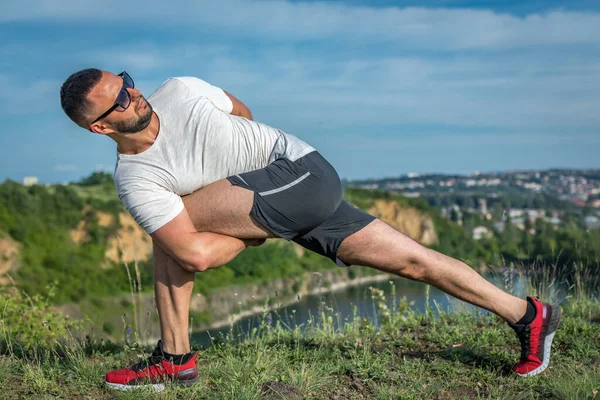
[130,346,165,373]
[517,326,531,360]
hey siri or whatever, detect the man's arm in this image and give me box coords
[224,91,253,120]
[151,208,263,272]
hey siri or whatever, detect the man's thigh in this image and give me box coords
[336,218,432,274]
[182,179,275,239]
[293,200,375,266]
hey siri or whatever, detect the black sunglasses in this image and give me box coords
[90,71,134,125]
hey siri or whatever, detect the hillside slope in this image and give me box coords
[0,179,483,304]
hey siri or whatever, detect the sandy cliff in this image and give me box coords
[367,199,438,246]
[1,197,438,283]
[0,235,19,285]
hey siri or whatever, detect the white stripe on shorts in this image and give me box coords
[259,172,311,196]
[235,174,249,186]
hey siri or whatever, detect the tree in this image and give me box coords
[76,171,113,186]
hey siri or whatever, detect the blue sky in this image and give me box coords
[1,0,599,183]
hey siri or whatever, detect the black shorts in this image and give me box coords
[227,152,375,266]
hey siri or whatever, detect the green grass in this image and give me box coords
[1,292,599,399]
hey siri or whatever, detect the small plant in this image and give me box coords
[369,286,391,325]
[0,284,83,352]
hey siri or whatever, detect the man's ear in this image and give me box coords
[89,121,111,135]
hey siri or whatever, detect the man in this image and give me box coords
[60,69,561,391]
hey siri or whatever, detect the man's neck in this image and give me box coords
[113,112,160,155]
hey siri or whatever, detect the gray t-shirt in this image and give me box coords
[114,77,315,234]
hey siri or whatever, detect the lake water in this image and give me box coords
[189,262,595,348]
[190,276,493,348]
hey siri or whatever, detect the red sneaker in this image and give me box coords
[105,340,199,391]
[510,297,561,377]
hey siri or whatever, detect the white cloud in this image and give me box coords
[94,164,113,172]
[2,42,599,132]
[321,131,600,151]
[1,0,599,162]
[54,164,78,171]
[0,74,61,115]
[180,50,600,132]
[2,1,599,50]
[76,44,231,72]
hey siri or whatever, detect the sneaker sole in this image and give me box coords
[516,305,562,377]
[105,381,166,392]
[105,376,198,392]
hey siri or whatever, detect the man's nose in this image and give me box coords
[128,87,143,99]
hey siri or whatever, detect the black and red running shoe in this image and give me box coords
[105,340,199,391]
[509,296,561,377]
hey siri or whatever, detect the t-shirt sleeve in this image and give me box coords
[116,178,184,235]
[172,76,234,113]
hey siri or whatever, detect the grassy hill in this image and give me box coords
[1,173,599,398]
[0,281,598,399]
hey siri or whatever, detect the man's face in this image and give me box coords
[88,71,153,135]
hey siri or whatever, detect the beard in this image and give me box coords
[113,99,153,134]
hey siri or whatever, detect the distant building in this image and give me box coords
[472,226,492,240]
[23,176,38,186]
[493,221,506,233]
[442,205,463,226]
[582,216,600,230]
[478,198,488,215]
[358,184,378,190]
[511,217,526,230]
[527,209,545,221]
[544,216,562,226]
[509,209,524,218]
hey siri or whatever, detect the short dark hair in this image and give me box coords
[60,68,103,126]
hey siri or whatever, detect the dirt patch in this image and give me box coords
[104,213,152,265]
[69,207,151,266]
[69,208,113,245]
[69,220,89,244]
[96,211,114,227]
[0,235,20,285]
[368,200,438,245]
[261,381,302,399]
[445,386,479,399]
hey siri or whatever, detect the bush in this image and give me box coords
[0,285,82,351]
[102,321,115,335]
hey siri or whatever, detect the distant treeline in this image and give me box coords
[346,188,600,273]
[0,175,598,305]
[423,192,577,212]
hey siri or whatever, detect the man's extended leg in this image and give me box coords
[337,219,561,376]
[338,219,526,321]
